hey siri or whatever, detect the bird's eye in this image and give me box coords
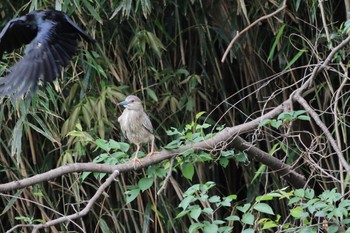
[131,100,134,103]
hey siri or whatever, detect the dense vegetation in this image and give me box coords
[1,0,349,232]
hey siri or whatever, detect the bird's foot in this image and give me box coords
[146,151,159,157]
[132,156,141,169]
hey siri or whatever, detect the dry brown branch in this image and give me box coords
[221,1,287,62]
[0,103,305,194]
[293,93,350,175]
[5,170,120,233]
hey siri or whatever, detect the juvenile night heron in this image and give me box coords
[0,9,93,98]
[118,95,156,164]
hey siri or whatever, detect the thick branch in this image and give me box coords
[0,104,305,193]
[233,136,306,188]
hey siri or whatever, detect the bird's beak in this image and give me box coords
[118,100,129,106]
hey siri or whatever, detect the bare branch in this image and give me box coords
[0,111,306,193]
[221,1,287,62]
[293,93,350,175]
[157,156,176,195]
[28,170,120,233]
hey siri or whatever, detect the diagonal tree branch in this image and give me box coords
[4,170,120,233]
[0,107,306,193]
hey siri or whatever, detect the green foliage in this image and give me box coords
[0,0,349,232]
[259,110,310,129]
[176,181,238,233]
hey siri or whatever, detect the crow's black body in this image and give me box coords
[0,9,93,97]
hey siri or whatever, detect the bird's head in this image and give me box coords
[118,95,143,110]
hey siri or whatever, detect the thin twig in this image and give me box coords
[294,93,350,175]
[157,156,176,195]
[221,1,287,62]
[15,170,120,233]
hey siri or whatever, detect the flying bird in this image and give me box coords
[118,95,157,166]
[0,9,93,98]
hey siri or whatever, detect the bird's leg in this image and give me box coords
[132,144,141,168]
[146,138,159,157]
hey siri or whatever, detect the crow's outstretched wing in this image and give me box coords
[0,16,37,57]
[0,10,93,97]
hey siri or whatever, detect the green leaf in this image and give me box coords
[258,119,271,128]
[80,171,91,181]
[262,221,278,230]
[125,188,140,204]
[138,177,153,192]
[242,229,255,233]
[297,115,310,121]
[284,49,307,70]
[99,218,111,233]
[237,203,251,213]
[195,111,206,120]
[241,213,254,225]
[146,88,158,102]
[178,196,195,210]
[93,153,109,163]
[82,0,103,23]
[219,157,229,168]
[181,163,194,180]
[203,223,218,233]
[267,24,286,62]
[270,119,283,129]
[208,195,221,203]
[95,139,110,152]
[175,210,189,219]
[202,208,214,214]
[189,206,201,221]
[256,192,281,201]
[254,203,274,215]
[188,223,202,233]
[225,215,240,221]
[290,206,304,219]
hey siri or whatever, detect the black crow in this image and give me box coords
[0,9,93,98]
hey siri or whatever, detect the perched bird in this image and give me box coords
[0,9,93,98]
[118,95,157,165]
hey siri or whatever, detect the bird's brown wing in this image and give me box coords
[142,114,154,134]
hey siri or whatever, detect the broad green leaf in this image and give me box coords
[189,206,201,221]
[225,215,240,221]
[188,223,202,233]
[202,208,213,214]
[237,203,251,213]
[203,223,218,233]
[208,195,221,203]
[254,203,274,215]
[290,206,304,218]
[262,221,278,230]
[181,163,194,180]
[258,119,271,128]
[95,139,110,152]
[241,213,254,225]
[242,229,255,233]
[138,177,153,192]
[178,196,195,210]
[125,188,140,204]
